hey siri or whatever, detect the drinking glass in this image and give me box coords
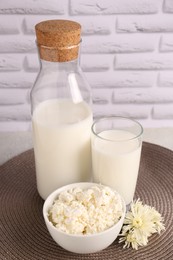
[91,117,143,205]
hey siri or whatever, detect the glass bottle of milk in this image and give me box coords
[30,20,93,200]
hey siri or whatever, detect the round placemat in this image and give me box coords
[0,142,173,260]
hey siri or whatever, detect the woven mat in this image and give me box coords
[0,142,173,260]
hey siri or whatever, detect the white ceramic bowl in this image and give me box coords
[43,182,126,254]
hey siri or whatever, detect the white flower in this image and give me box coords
[119,199,165,250]
[119,229,147,250]
[149,207,165,234]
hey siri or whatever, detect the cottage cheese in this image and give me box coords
[48,185,123,235]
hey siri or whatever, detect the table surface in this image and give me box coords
[0,128,173,165]
[1,142,172,260]
[1,129,173,260]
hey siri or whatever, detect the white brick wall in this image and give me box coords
[0,0,173,131]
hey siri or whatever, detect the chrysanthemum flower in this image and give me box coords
[119,199,165,250]
[149,207,165,234]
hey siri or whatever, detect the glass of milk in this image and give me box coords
[91,117,143,205]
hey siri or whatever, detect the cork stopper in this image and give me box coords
[35,20,81,62]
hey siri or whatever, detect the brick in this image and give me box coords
[0,72,37,88]
[92,89,112,104]
[0,0,67,14]
[23,17,40,35]
[93,103,150,119]
[85,71,156,88]
[79,18,112,35]
[160,35,173,52]
[81,54,112,72]
[0,89,30,105]
[0,54,23,71]
[112,88,173,104]
[164,0,173,13]
[115,53,173,70]
[158,72,173,87]
[70,0,159,15]
[0,16,20,34]
[92,98,109,105]
[0,104,30,121]
[23,16,112,35]
[82,35,156,54]
[0,121,31,131]
[24,55,39,72]
[140,118,173,128]
[0,35,36,53]
[153,105,173,119]
[117,15,173,33]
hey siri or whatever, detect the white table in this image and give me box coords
[0,128,173,165]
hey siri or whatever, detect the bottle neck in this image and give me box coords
[40,57,79,71]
